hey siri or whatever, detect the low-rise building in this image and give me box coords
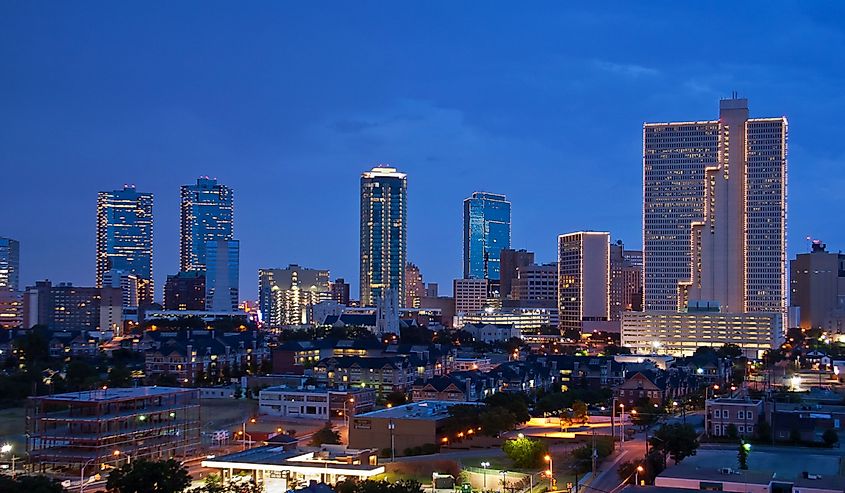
[453,357,494,372]
[258,386,376,420]
[705,398,764,438]
[462,322,521,343]
[311,356,418,395]
[27,387,200,470]
[349,401,480,454]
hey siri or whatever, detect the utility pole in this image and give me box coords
[591,429,597,477]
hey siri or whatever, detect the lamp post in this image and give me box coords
[388,420,396,462]
[635,465,644,486]
[80,457,97,493]
[500,470,508,493]
[620,404,625,443]
[544,454,555,489]
[1,444,18,479]
[112,449,131,464]
[481,462,490,489]
[239,421,253,451]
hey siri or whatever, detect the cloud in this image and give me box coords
[593,60,660,78]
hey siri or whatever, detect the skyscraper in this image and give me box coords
[790,240,845,330]
[360,165,407,307]
[463,192,511,288]
[558,231,610,333]
[643,97,787,318]
[180,177,234,272]
[96,186,153,303]
[610,242,643,320]
[164,271,206,311]
[205,239,239,312]
[0,237,20,292]
[500,248,534,300]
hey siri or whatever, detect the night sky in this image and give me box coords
[2,2,844,301]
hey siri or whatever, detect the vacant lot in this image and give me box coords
[200,399,259,433]
[0,407,26,452]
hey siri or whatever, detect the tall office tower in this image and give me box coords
[610,242,644,320]
[180,177,234,272]
[404,262,424,308]
[509,263,558,308]
[205,240,239,312]
[330,278,351,305]
[500,248,534,300]
[790,240,845,330]
[644,97,787,317]
[454,278,489,314]
[258,265,331,327]
[95,186,154,303]
[424,283,439,298]
[163,271,206,311]
[558,232,610,333]
[463,193,511,293]
[360,165,407,307]
[0,237,20,291]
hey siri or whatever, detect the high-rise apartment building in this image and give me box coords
[164,271,206,311]
[205,240,239,312]
[424,283,439,298]
[0,291,23,329]
[404,262,424,309]
[360,166,407,307]
[643,97,787,318]
[558,232,610,333]
[330,278,351,305]
[96,186,154,303]
[0,237,20,292]
[463,193,511,289]
[23,281,121,331]
[500,248,534,300]
[790,241,845,330]
[180,177,234,272]
[258,265,331,327]
[102,269,140,308]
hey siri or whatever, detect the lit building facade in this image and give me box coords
[180,177,234,272]
[205,239,239,312]
[500,248,534,301]
[453,278,489,314]
[0,290,23,329]
[360,166,407,307]
[621,307,782,358]
[96,186,154,303]
[23,280,121,331]
[463,192,511,288]
[610,243,643,319]
[330,278,350,305]
[790,240,845,330]
[643,97,787,319]
[164,271,206,311]
[558,232,611,332]
[0,237,20,292]
[102,269,140,308]
[509,262,558,308]
[258,265,331,327]
[404,262,424,308]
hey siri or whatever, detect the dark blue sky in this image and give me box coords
[2,2,844,301]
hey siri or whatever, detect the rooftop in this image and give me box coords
[29,386,192,403]
[356,400,477,420]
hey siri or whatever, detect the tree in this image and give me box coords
[192,474,262,493]
[310,423,341,446]
[755,420,772,442]
[631,398,663,428]
[106,459,191,493]
[0,475,67,493]
[725,423,738,440]
[572,401,588,424]
[502,436,548,468]
[385,390,408,407]
[336,480,423,493]
[650,423,699,465]
[717,344,743,360]
[108,365,132,387]
[823,429,839,447]
[737,441,751,470]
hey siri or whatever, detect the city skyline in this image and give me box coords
[3,3,844,301]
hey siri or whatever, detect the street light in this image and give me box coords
[620,404,626,442]
[113,450,131,464]
[635,465,644,486]
[80,457,98,493]
[544,454,555,489]
[481,461,490,489]
[500,470,508,493]
[1,444,17,478]
[388,420,396,462]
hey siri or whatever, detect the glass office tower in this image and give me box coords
[463,192,511,283]
[0,237,20,292]
[205,239,239,312]
[180,177,234,272]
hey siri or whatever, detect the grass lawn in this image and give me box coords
[373,471,433,484]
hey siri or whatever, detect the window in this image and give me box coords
[714,410,721,418]
[737,410,744,419]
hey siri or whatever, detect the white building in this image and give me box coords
[462,322,521,343]
[621,306,782,358]
[643,97,787,319]
[558,232,611,332]
[454,278,489,314]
